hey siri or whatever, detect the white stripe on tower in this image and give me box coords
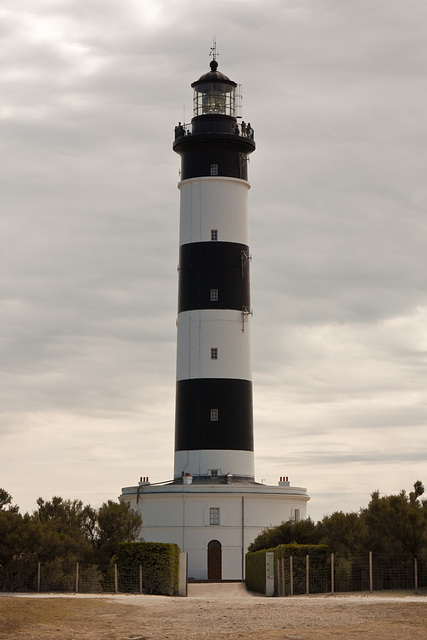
[176,309,252,382]
[179,177,250,246]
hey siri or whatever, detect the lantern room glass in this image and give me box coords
[193,83,235,117]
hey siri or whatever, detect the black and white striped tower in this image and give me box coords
[173,57,256,482]
[120,56,309,580]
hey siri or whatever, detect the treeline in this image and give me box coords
[0,488,142,569]
[249,480,427,558]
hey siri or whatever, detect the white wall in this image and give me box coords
[123,485,309,580]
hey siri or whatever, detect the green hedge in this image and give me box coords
[117,542,180,596]
[245,544,329,594]
[245,547,275,593]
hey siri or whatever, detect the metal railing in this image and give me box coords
[174,122,255,141]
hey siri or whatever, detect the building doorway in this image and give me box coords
[207,540,222,580]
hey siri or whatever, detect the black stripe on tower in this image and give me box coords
[173,117,255,181]
[175,378,254,451]
[178,242,250,313]
[176,139,254,181]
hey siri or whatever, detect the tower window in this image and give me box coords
[209,507,220,525]
[210,409,218,422]
[210,289,218,302]
[211,229,218,241]
[210,164,219,176]
[211,348,218,360]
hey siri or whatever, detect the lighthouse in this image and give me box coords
[173,56,255,483]
[120,55,309,581]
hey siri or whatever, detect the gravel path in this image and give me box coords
[2,586,426,640]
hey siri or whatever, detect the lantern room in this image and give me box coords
[191,60,237,117]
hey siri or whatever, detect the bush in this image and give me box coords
[117,542,180,595]
[0,557,38,592]
[245,547,274,593]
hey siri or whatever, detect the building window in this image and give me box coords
[211,347,218,360]
[210,289,218,302]
[209,507,220,525]
[210,164,219,176]
[210,409,218,422]
[211,229,218,241]
[210,469,219,479]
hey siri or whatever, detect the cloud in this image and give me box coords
[1,0,426,521]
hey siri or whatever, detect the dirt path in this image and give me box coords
[1,589,426,640]
[187,581,256,597]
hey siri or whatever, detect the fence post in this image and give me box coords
[37,562,41,593]
[289,556,293,597]
[281,557,285,597]
[114,564,118,594]
[331,553,334,595]
[276,559,280,596]
[414,558,418,594]
[178,552,188,597]
[369,551,373,593]
[139,565,143,594]
[75,562,79,594]
[306,555,309,595]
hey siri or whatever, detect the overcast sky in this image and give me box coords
[1,0,426,522]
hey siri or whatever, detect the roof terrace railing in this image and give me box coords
[174,121,254,141]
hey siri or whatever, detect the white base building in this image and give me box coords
[121,478,309,580]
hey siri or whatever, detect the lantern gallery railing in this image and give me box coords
[174,121,254,141]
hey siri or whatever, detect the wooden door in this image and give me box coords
[207,540,222,580]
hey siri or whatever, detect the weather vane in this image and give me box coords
[209,37,218,61]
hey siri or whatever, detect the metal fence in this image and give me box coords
[0,560,162,594]
[1,553,426,595]
[274,552,427,596]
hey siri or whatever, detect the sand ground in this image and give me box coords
[1,583,426,639]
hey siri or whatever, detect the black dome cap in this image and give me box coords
[191,60,237,88]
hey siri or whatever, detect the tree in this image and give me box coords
[0,490,142,593]
[0,489,28,569]
[34,496,91,531]
[31,496,94,561]
[248,517,321,552]
[30,496,142,564]
[362,481,427,558]
[88,500,142,564]
[318,511,366,556]
[409,481,425,504]
[0,511,28,567]
[0,488,19,513]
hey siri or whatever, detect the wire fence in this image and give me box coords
[274,552,427,596]
[1,553,426,595]
[0,560,167,594]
